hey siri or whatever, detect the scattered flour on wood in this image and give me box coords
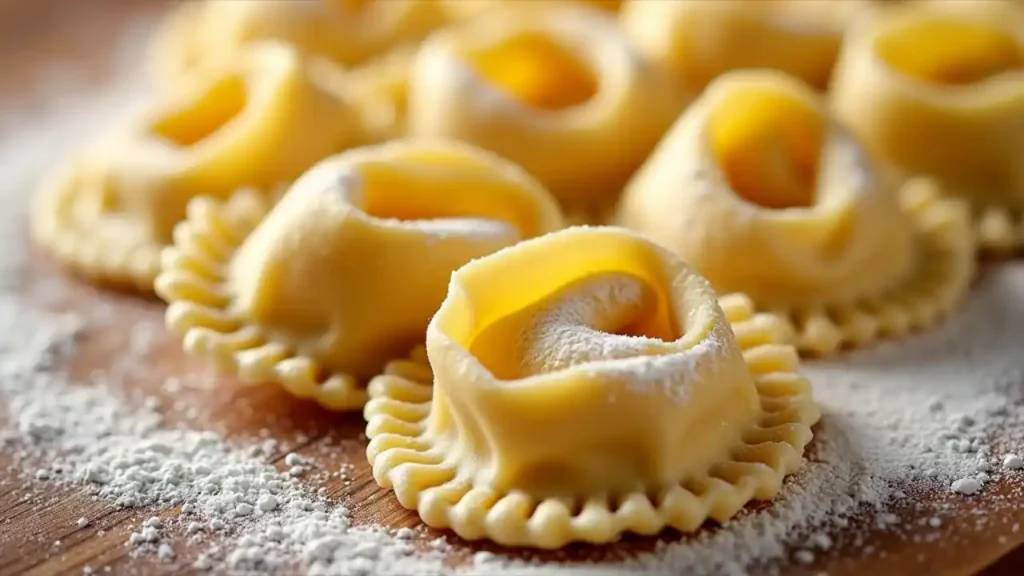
[2,12,1024,576]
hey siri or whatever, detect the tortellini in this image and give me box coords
[149,0,447,86]
[156,140,563,410]
[620,0,871,99]
[364,226,819,548]
[32,42,358,291]
[830,0,1024,254]
[618,70,975,354]
[408,2,683,218]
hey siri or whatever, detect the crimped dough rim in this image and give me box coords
[776,179,975,355]
[154,189,367,411]
[363,294,820,550]
[31,159,163,292]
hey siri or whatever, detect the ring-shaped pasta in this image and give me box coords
[148,0,447,88]
[32,42,358,291]
[617,70,975,355]
[155,140,564,410]
[364,226,819,549]
[408,2,683,219]
[830,0,1024,255]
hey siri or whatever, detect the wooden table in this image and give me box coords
[2,1,1024,574]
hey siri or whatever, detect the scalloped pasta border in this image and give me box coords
[363,293,821,549]
[154,190,368,411]
[31,159,163,293]
[777,180,975,356]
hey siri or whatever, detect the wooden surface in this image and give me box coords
[2,1,1024,574]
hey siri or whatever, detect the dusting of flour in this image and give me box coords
[515,273,662,375]
[1,11,1024,576]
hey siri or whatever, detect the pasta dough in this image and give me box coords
[156,140,564,410]
[408,3,683,218]
[364,226,819,549]
[333,45,418,144]
[441,0,622,21]
[148,0,447,86]
[830,0,1024,254]
[32,42,358,291]
[620,0,871,99]
[617,70,975,355]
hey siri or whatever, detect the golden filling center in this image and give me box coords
[877,19,1023,85]
[709,89,823,210]
[150,75,247,147]
[468,33,598,111]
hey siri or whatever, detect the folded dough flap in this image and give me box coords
[228,141,562,375]
[426,226,759,497]
[107,42,355,243]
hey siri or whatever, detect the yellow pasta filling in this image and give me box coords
[708,88,822,210]
[876,19,1023,85]
[149,75,248,147]
[468,33,598,110]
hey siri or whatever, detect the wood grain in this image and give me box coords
[2,1,1024,575]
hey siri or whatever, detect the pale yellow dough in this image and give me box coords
[408,3,683,217]
[617,70,975,355]
[148,0,447,87]
[620,0,872,100]
[830,0,1024,255]
[441,0,623,20]
[364,226,820,549]
[155,140,564,410]
[32,42,358,291]
[331,45,419,144]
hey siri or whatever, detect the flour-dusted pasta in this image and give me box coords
[149,0,448,87]
[617,70,975,355]
[156,140,563,411]
[830,0,1024,255]
[32,42,359,291]
[408,2,683,220]
[620,0,871,100]
[364,226,819,549]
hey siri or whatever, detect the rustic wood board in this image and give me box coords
[2,1,1024,574]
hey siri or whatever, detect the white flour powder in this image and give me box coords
[2,12,1024,576]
